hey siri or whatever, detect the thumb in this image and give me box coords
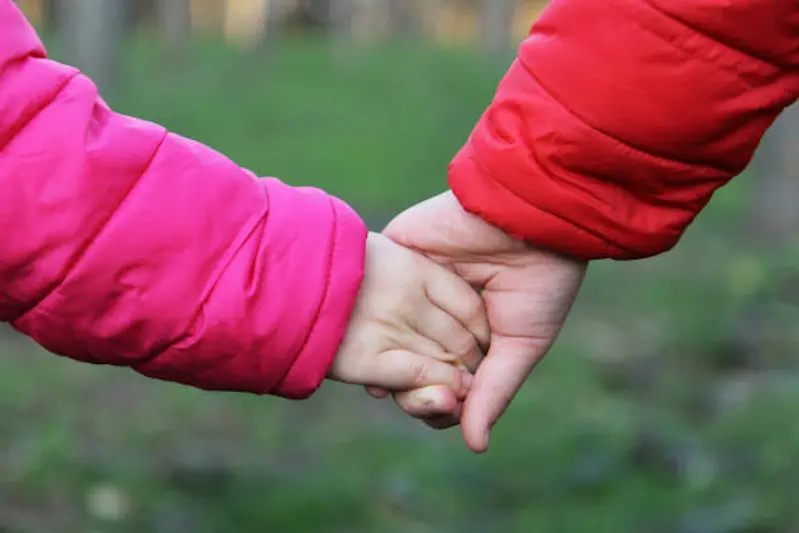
[460,336,546,453]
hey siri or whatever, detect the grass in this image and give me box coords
[112,35,509,221]
[1,35,798,533]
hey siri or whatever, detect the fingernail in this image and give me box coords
[413,391,437,407]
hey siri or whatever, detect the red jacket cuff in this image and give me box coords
[448,147,680,260]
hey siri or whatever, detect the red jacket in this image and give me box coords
[450,0,799,260]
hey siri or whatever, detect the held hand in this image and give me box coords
[381,192,587,452]
[327,233,489,398]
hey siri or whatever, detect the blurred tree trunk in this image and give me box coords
[729,103,799,364]
[328,0,356,61]
[256,0,288,55]
[304,0,334,27]
[127,0,158,31]
[58,0,126,95]
[43,0,60,33]
[747,103,799,248]
[298,0,350,37]
[388,0,420,37]
[479,0,517,57]
[158,0,192,68]
[331,0,355,37]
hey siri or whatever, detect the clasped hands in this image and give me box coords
[327,192,587,453]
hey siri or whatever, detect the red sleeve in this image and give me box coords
[449,0,799,260]
[0,1,367,399]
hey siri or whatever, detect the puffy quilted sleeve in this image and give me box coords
[0,1,367,399]
[449,0,799,260]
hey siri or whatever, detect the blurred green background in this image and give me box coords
[2,1,799,532]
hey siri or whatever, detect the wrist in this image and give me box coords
[444,190,590,268]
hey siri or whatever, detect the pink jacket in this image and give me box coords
[0,1,368,399]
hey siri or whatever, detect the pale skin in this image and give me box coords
[372,192,588,453]
[326,232,490,399]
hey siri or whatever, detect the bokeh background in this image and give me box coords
[2,1,799,532]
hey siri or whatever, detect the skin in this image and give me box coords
[328,232,488,397]
[375,191,588,453]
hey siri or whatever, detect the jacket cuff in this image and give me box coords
[448,147,678,260]
[271,194,367,399]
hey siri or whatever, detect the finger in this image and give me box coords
[403,332,460,363]
[365,386,390,399]
[364,349,468,393]
[393,388,463,430]
[415,305,484,372]
[424,268,490,351]
[460,336,547,453]
[392,385,460,418]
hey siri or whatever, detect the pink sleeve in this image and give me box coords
[0,1,367,399]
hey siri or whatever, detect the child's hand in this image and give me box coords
[327,233,489,396]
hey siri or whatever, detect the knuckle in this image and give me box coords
[464,294,485,323]
[452,332,478,358]
[409,360,429,386]
[464,297,489,345]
